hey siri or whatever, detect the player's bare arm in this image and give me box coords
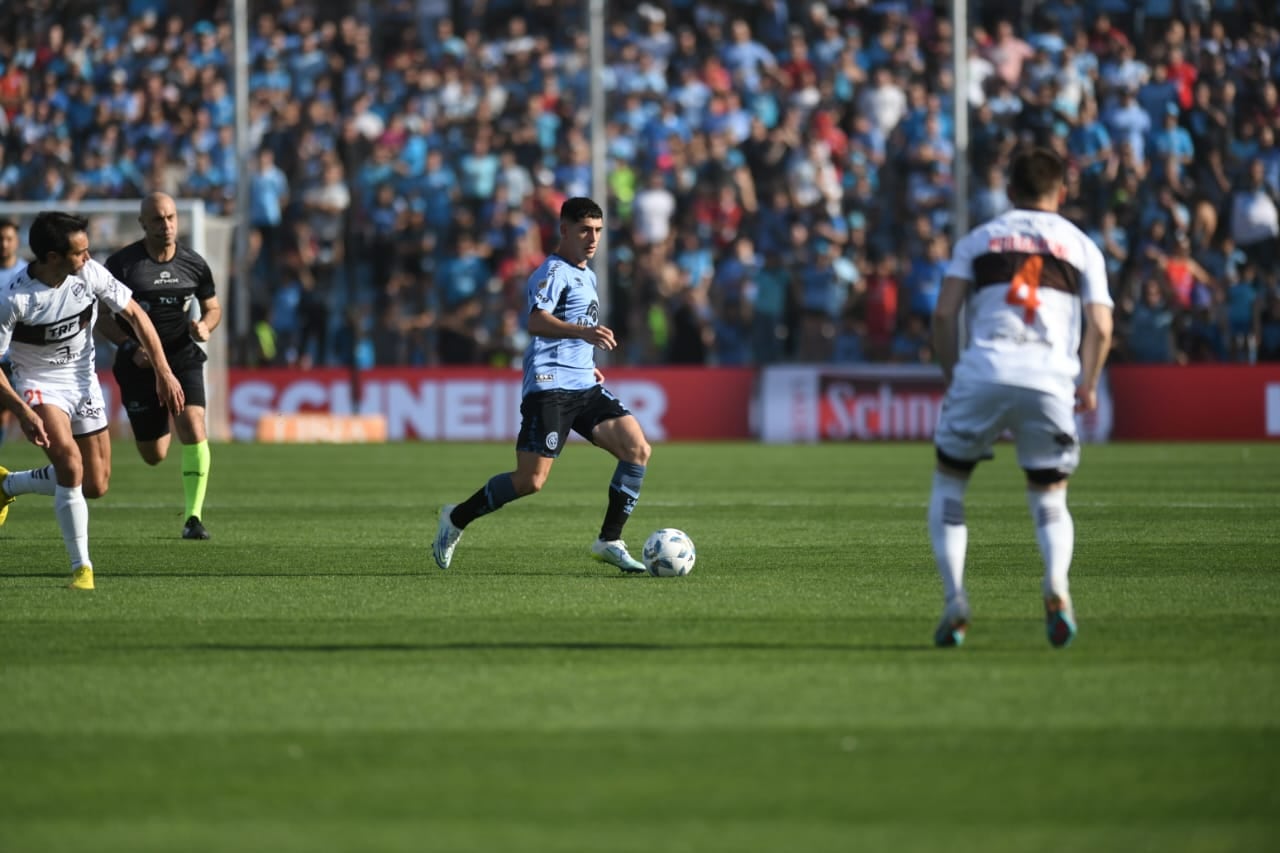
[94,308,152,367]
[192,295,221,342]
[930,276,970,385]
[1075,302,1114,413]
[118,299,185,414]
[0,365,50,447]
[527,308,616,351]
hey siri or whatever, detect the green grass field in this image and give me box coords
[1,439,1277,853]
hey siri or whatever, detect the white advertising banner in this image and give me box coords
[760,365,1112,444]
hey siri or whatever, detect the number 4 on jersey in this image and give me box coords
[1006,255,1043,323]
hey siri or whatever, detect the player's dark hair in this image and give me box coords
[560,197,604,222]
[0,218,17,235]
[29,211,89,260]
[1008,148,1066,203]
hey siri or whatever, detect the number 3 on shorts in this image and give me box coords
[23,388,43,406]
[1006,255,1043,323]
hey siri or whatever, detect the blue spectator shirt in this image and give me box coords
[904,258,946,317]
[1138,79,1179,123]
[720,40,776,92]
[754,265,788,318]
[417,166,457,229]
[1088,225,1128,279]
[437,253,488,308]
[1068,120,1111,173]
[249,165,288,227]
[522,254,600,398]
[1149,125,1194,173]
[1226,281,1259,334]
[1128,302,1175,363]
[459,151,499,200]
[1260,146,1280,195]
[1104,102,1150,162]
[676,246,714,289]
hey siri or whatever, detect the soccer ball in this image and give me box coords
[641,528,696,577]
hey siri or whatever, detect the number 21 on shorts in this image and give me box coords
[1006,255,1042,323]
[23,388,44,406]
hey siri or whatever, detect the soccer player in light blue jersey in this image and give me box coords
[433,197,652,573]
[0,219,26,448]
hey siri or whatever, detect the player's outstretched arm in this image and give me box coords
[118,299,185,414]
[0,364,49,447]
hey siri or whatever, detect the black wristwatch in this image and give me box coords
[118,339,139,357]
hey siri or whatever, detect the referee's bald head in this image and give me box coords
[140,192,176,219]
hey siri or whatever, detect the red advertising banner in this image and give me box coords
[1109,365,1280,440]
[218,367,754,441]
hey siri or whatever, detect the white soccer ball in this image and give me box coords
[642,528,696,577]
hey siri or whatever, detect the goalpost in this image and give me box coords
[0,199,233,441]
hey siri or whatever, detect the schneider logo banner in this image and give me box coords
[760,365,1112,444]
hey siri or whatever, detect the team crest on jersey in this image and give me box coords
[545,433,559,451]
[154,270,176,287]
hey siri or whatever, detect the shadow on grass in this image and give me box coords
[170,640,935,653]
[1,571,646,579]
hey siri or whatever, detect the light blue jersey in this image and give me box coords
[0,261,25,377]
[522,253,599,398]
[0,260,27,291]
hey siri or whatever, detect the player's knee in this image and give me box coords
[1024,467,1069,487]
[629,438,652,466]
[82,478,109,499]
[936,447,978,473]
[141,450,165,466]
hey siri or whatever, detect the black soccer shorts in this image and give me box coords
[516,385,631,458]
[112,344,207,441]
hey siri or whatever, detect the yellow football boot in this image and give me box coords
[67,564,95,591]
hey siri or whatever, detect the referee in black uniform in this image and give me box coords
[98,193,221,539]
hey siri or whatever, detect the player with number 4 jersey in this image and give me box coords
[926,148,1114,650]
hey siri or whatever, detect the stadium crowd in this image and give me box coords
[1,0,1280,367]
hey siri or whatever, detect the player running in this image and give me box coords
[433,197,652,573]
[0,211,184,589]
[927,148,1114,648]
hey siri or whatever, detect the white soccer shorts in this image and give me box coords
[12,369,109,436]
[934,380,1081,474]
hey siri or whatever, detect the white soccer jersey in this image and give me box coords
[0,258,132,378]
[945,209,1113,396]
